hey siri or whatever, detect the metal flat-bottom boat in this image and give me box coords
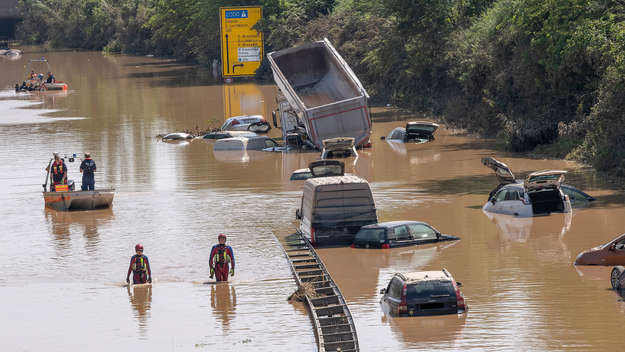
[43,189,115,211]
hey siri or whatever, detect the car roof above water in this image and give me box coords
[399,270,451,283]
[362,221,427,229]
[305,175,369,187]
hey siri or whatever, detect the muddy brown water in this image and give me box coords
[1,49,625,351]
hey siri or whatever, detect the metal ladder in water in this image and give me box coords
[281,233,359,352]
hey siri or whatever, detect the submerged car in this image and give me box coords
[161,132,194,141]
[380,269,466,317]
[351,221,459,249]
[203,131,257,140]
[221,115,271,133]
[481,157,594,217]
[386,121,439,143]
[290,160,345,181]
[320,137,358,159]
[213,136,281,151]
[575,233,625,266]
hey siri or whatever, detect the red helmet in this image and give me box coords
[135,243,144,251]
[218,233,227,240]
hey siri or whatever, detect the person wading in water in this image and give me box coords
[126,244,152,285]
[209,234,235,282]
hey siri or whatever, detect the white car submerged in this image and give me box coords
[482,157,573,217]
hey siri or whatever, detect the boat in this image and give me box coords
[16,58,69,92]
[42,156,114,211]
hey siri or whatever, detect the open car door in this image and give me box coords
[481,157,515,184]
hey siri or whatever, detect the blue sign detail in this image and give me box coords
[225,10,248,19]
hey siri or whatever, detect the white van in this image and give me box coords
[297,175,377,246]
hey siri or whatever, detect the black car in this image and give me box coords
[380,269,466,317]
[351,221,459,249]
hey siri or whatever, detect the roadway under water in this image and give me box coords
[1,49,625,351]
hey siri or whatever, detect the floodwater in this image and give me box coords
[1,49,625,351]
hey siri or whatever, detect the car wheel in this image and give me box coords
[611,266,625,290]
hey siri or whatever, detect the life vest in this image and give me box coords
[214,247,231,265]
[52,162,65,175]
[132,255,147,273]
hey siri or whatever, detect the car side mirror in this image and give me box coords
[456,282,462,287]
[295,209,301,220]
[491,198,496,204]
[379,288,386,294]
[609,243,617,251]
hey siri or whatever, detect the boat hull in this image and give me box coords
[43,189,115,211]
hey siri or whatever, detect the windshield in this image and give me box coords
[406,280,455,302]
[354,228,386,243]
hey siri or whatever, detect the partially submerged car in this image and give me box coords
[213,136,281,152]
[221,115,271,133]
[290,160,345,181]
[320,137,358,159]
[481,157,595,216]
[483,157,594,205]
[380,269,466,317]
[575,233,625,266]
[351,221,459,249]
[202,130,257,140]
[161,132,193,141]
[386,121,439,143]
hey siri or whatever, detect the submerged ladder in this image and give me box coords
[281,233,359,352]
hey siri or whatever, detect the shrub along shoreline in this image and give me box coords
[16,0,625,176]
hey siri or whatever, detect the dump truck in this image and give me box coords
[267,38,372,150]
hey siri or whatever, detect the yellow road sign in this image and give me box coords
[220,6,263,77]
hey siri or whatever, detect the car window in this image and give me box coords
[387,228,397,241]
[394,226,411,240]
[388,277,403,299]
[494,190,507,202]
[406,280,455,302]
[615,238,625,251]
[355,228,386,242]
[504,190,521,201]
[408,224,437,240]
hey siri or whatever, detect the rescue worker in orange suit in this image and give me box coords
[209,234,235,282]
[126,244,152,284]
[47,152,67,191]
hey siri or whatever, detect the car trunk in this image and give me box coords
[528,189,565,214]
[525,170,567,214]
[403,281,458,316]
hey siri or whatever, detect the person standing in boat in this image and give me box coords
[46,72,55,84]
[79,152,96,190]
[209,234,235,282]
[126,244,152,285]
[47,153,67,191]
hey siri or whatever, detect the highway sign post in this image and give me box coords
[219,6,263,78]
